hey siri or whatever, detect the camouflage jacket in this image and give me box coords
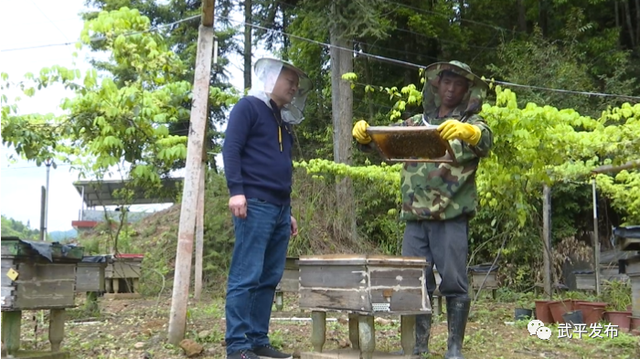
[361,107,493,222]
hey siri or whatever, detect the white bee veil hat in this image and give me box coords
[248,57,313,124]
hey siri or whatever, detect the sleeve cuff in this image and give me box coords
[228,184,244,197]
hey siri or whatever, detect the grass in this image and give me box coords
[12,292,639,359]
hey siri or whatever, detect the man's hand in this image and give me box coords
[229,195,247,218]
[290,216,298,236]
[352,120,372,144]
[437,119,482,146]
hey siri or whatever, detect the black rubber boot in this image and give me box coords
[444,297,471,359]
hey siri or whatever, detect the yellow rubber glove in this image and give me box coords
[437,119,482,146]
[352,120,372,144]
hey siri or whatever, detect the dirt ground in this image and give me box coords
[14,292,640,359]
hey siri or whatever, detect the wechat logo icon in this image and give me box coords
[527,319,552,340]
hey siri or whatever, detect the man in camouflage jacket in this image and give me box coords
[352,61,493,359]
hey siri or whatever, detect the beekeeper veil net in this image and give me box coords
[247,58,313,125]
[422,60,489,119]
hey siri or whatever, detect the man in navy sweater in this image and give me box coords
[222,58,313,359]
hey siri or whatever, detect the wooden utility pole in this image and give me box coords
[542,184,552,299]
[243,0,252,90]
[194,153,206,301]
[329,4,357,245]
[168,0,215,345]
[39,186,46,241]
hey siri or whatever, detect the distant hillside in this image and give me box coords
[1,215,77,241]
[1,215,39,240]
[49,229,78,241]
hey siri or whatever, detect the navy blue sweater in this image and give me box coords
[222,96,293,206]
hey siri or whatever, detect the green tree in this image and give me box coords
[82,0,240,169]
[2,7,238,196]
[1,215,40,240]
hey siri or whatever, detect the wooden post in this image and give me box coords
[44,159,52,241]
[49,309,65,351]
[348,313,359,349]
[40,186,46,241]
[592,177,601,296]
[329,3,358,245]
[193,104,209,300]
[1,311,22,354]
[194,161,205,301]
[358,315,375,359]
[274,291,283,311]
[543,184,552,299]
[310,311,326,352]
[167,0,215,345]
[243,0,252,90]
[400,315,416,357]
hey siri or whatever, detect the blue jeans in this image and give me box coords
[225,198,291,355]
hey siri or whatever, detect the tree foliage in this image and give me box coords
[299,77,640,229]
[1,215,40,241]
[1,7,238,196]
[82,0,240,168]
[2,0,640,290]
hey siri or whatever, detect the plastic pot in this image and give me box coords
[630,316,640,331]
[575,302,607,325]
[549,300,574,323]
[535,300,554,324]
[605,311,631,333]
[562,310,584,325]
[515,308,533,321]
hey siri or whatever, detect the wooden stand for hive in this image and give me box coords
[104,254,143,299]
[297,255,431,359]
[1,238,84,358]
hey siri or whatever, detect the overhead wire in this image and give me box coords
[2,163,72,171]
[0,14,201,53]
[219,14,640,101]
[30,0,70,42]
[3,10,638,101]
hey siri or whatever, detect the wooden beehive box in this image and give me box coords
[366,125,457,164]
[600,265,629,282]
[105,254,143,279]
[469,264,499,289]
[298,254,431,315]
[574,271,597,290]
[75,256,108,293]
[614,225,640,251]
[1,238,84,310]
